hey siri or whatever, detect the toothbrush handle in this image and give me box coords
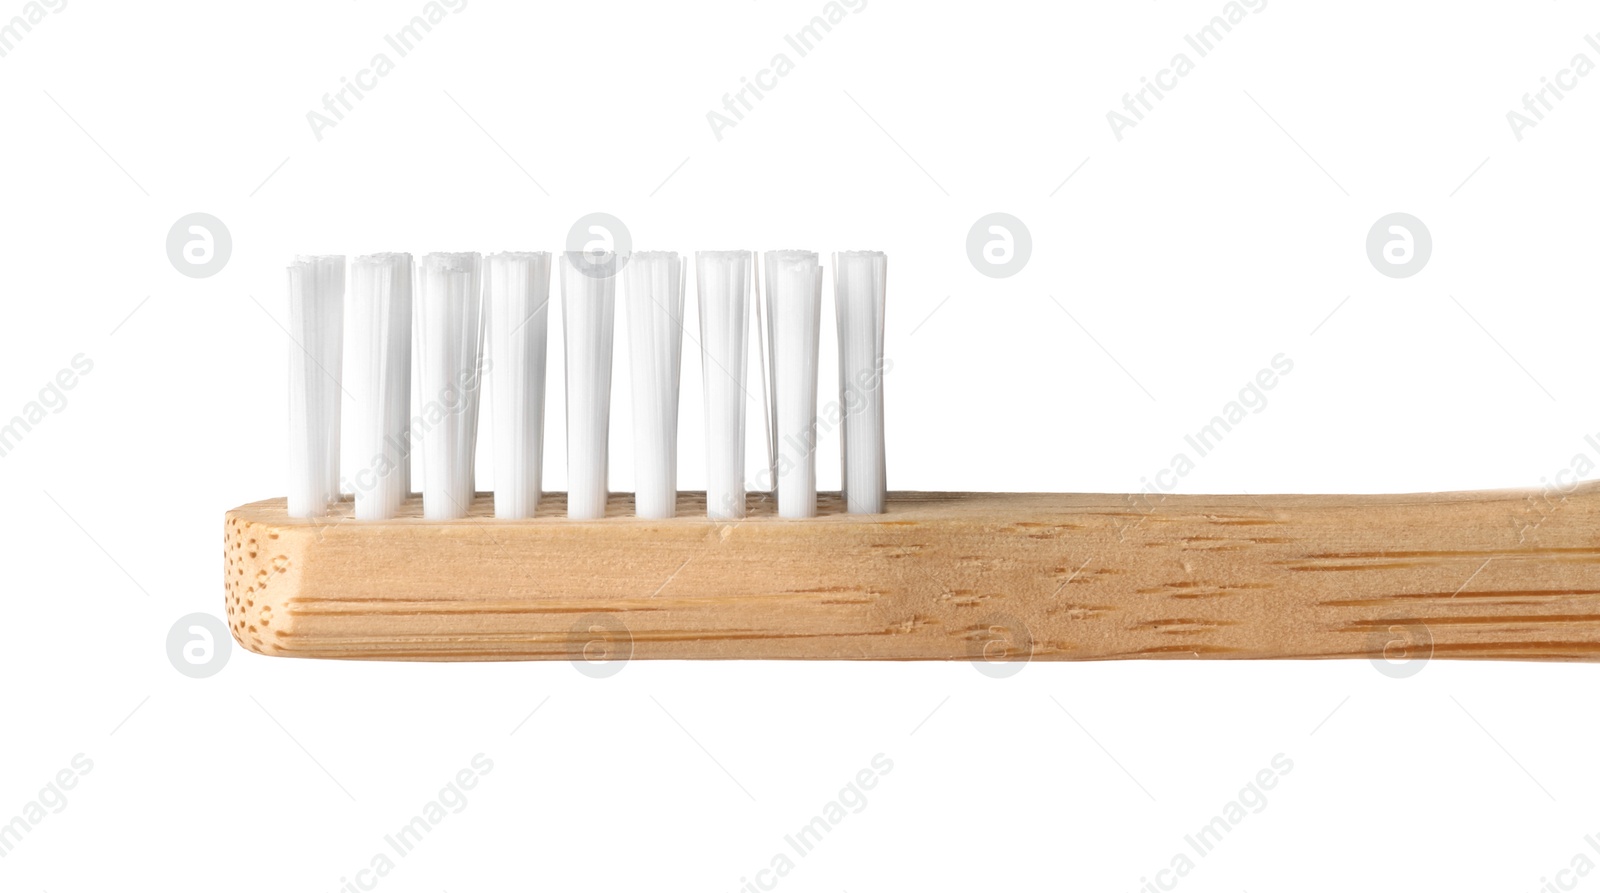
[225,486,1600,662]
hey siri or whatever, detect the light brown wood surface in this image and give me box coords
[224,485,1600,662]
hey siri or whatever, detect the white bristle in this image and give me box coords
[695,251,755,520]
[833,251,888,514]
[347,253,413,521]
[287,244,888,523]
[285,255,345,519]
[561,252,618,520]
[624,252,686,519]
[485,252,552,520]
[764,250,824,519]
[414,252,484,521]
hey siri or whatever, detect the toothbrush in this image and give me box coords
[230,250,1600,663]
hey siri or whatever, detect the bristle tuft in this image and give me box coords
[415,252,485,520]
[561,253,618,520]
[486,252,552,519]
[696,250,755,520]
[286,255,345,518]
[764,250,824,519]
[833,251,888,514]
[624,251,685,519]
[348,253,413,520]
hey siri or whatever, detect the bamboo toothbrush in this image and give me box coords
[229,250,1600,663]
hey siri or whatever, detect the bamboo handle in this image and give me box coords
[223,486,1600,662]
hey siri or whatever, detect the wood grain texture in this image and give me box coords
[224,485,1600,662]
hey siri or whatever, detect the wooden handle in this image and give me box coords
[223,486,1600,662]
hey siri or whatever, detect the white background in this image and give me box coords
[3,0,1598,890]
